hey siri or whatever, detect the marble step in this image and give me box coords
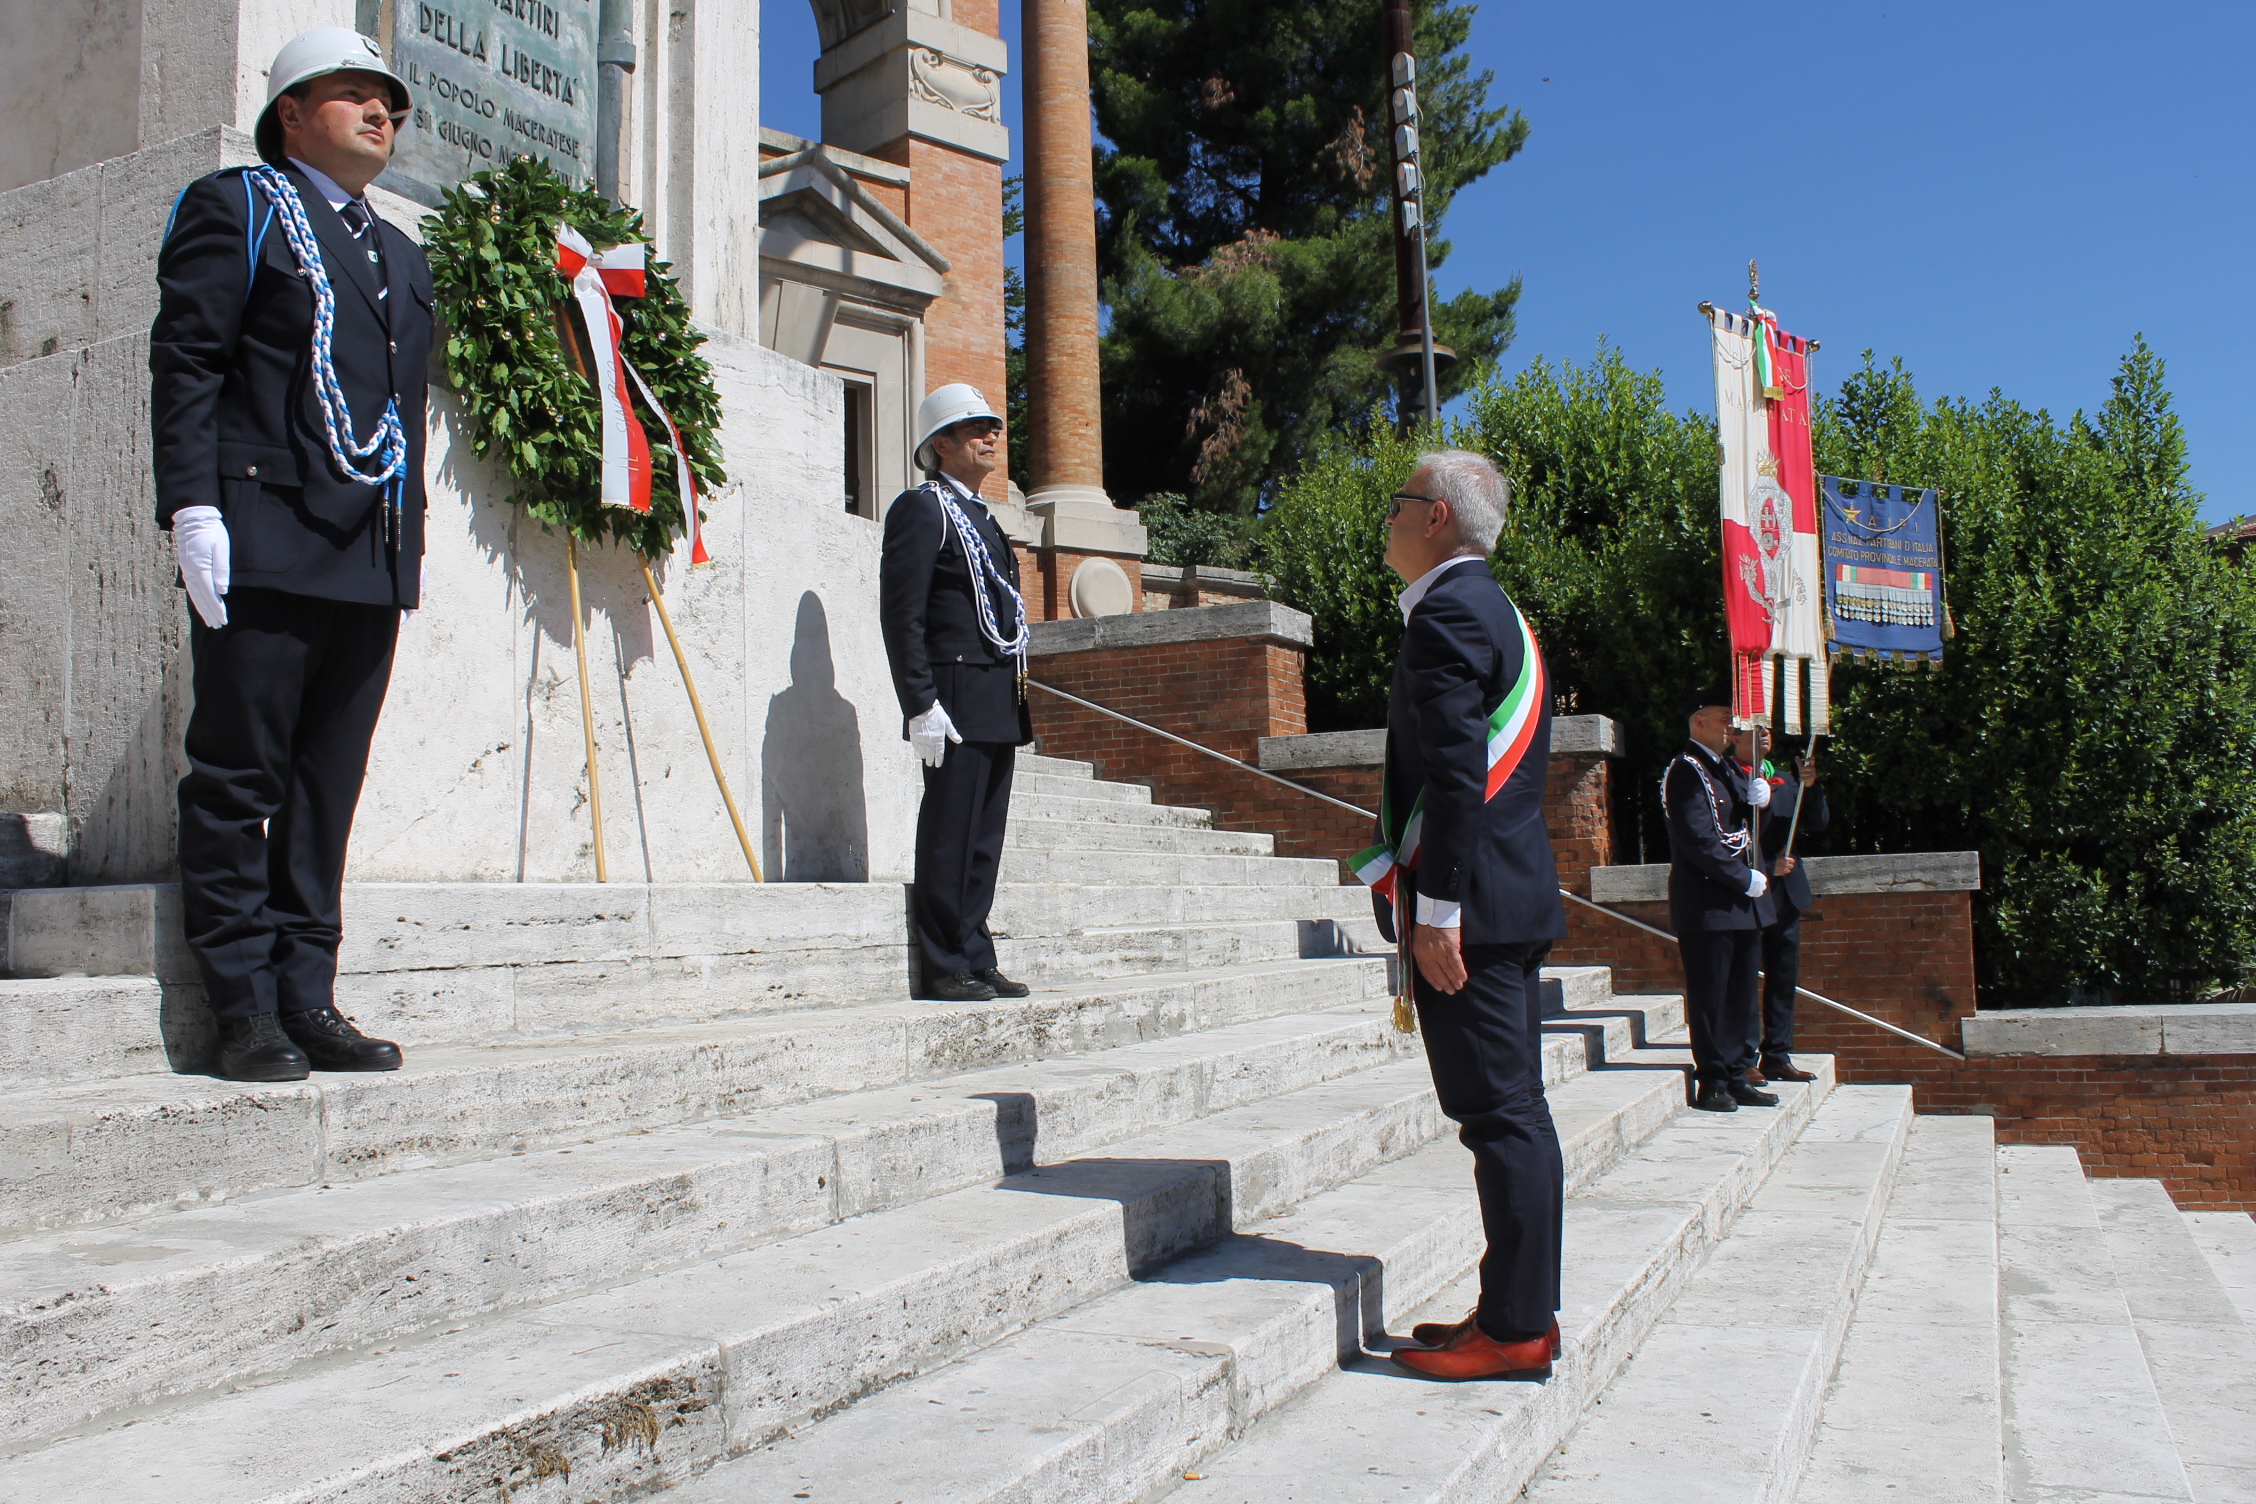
[0,1048,1544,1501]
[0,976,176,1084]
[0,956,1390,1237]
[1007,791,1212,828]
[1017,752,1097,780]
[685,1047,1799,1504]
[1004,816,1273,856]
[2091,1178,2256,1503]
[990,879,1370,932]
[1511,1085,1914,1504]
[3,987,1665,1447]
[1004,917,1379,981]
[1793,1114,2004,1504]
[2184,1209,2256,1333]
[997,847,1338,888]
[1996,1145,2193,1504]
[1014,769,1150,804]
[1174,1067,1850,1504]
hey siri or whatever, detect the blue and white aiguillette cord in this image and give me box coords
[929,481,1031,692]
[245,165,410,541]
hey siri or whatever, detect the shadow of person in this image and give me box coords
[762,591,870,881]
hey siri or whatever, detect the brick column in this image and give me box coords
[1022,0,1105,503]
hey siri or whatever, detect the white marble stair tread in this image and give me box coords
[1793,1114,2004,1504]
[0,999,1452,1442]
[661,1055,1697,1504]
[1997,1144,2194,1504]
[1008,791,1213,827]
[1014,769,1152,803]
[0,1055,1478,1502]
[1016,751,1097,779]
[0,956,1391,1236]
[1003,816,1273,855]
[996,847,1339,887]
[2184,1211,2256,1334]
[2092,1179,2256,1504]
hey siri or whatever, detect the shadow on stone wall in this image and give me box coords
[763,591,869,880]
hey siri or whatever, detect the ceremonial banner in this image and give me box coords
[1821,476,1946,662]
[1708,305,1830,732]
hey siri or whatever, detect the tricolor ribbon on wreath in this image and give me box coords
[553,224,710,564]
[1350,610,1548,919]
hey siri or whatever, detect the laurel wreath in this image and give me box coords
[425,155,725,556]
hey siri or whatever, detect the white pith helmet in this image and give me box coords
[913,384,1004,473]
[256,28,413,166]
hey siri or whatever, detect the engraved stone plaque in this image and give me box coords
[378,0,598,204]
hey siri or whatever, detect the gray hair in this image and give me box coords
[1419,448,1509,555]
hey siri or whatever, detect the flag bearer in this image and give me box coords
[151,28,430,1081]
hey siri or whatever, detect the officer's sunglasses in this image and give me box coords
[949,418,1004,439]
[1387,491,1440,519]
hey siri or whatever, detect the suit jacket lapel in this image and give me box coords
[287,167,386,324]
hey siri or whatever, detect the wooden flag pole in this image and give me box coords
[639,556,763,882]
[566,533,610,882]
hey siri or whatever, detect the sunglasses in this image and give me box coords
[950,419,1004,439]
[1387,491,1440,519]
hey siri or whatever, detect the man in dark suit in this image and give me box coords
[152,28,429,1081]
[1664,698,1779,1113]
[1748,748,1826,1085]
[879,385,1034,1003]
[1369,451,1569,1384]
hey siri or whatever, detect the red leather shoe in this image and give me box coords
[1409,1312,1561,1357]
[1745,1066,1768,1087]
[1391,1319,1558,1380]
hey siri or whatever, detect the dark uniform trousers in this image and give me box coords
[1415,937,1564,1338]
[1758,907,1801,1061]
[914,739,1016,976]
[179,588,398,1020]
[1678,928,1761,1087]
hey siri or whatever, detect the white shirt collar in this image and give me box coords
[1396,555,1485,623]
[934,472,984,506]
[287,157,359,214]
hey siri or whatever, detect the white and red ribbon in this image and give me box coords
[554,226,709,564]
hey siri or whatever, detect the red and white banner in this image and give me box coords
[1707,304,1828,733]
[555,226,709,564]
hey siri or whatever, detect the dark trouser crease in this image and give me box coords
[1678,927,1761,1088]
[912,739,1015,977]
[1758,909,1800,1060]
[177,588,398,1021]
[1414,937,1564,1342]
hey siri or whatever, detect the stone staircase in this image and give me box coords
[1,753,2248,1502]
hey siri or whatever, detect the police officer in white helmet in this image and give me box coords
[878,386,1036,1001]
[150,28,431,1080]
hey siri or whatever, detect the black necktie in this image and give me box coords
[341,200,387,296]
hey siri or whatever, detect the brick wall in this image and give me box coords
[879,138,1007,503]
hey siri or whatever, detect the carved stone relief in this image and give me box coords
[908,48,1001,121]
[809,0,894,51]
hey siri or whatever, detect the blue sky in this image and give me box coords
[762,0,2252,522]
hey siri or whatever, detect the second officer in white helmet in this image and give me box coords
[878,385,1035,1002]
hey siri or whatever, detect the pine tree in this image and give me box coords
[1089,0,1526,516]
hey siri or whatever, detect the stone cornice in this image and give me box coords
[1961,1003,2256,1058]
[1588,851,1982,903]
[1028,600,1314,657]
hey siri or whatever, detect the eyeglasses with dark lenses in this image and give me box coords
[1387,492,1439,519]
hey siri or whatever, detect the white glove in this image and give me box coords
[173,505,230,629]
[1745,867,1770,898]
[909,701,961,768]
[1748,774,1772,809]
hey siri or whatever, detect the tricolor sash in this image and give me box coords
[1352,606,1546,909]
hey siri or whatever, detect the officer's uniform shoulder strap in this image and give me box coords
[161,166,279,309]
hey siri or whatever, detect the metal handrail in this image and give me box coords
[1027,676,1967,1061]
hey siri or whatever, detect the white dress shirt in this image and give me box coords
[1395,554,1489,929]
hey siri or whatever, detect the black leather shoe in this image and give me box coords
[1692,1082,1739,1112]
[1760,1056,1816,1082]
[924,971,998,1002]
[975,968,1030,998]
[1728,1083,1780,1107]
[215,1014,311,1082]
[279,1006,403,1072]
